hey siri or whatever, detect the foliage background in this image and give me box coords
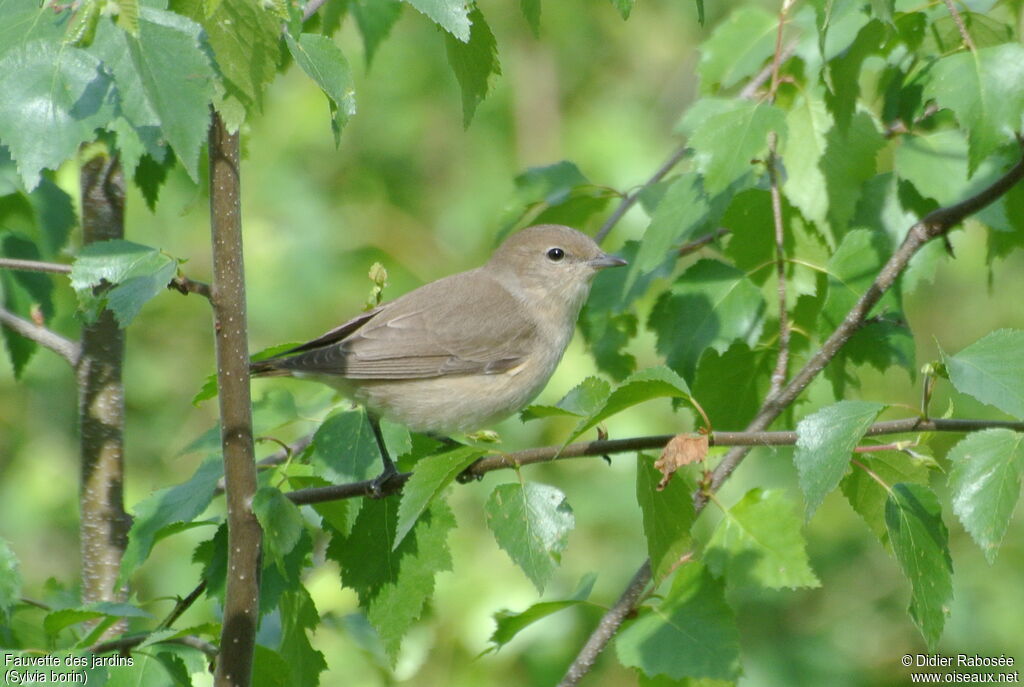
[1,0,1023,684]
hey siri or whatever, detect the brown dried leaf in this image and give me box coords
[654,433,709,490]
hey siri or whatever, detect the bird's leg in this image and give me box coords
[368,414,399,498]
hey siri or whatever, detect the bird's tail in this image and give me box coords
[250,358,293,377]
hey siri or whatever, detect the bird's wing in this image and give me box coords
[265,271,539,380]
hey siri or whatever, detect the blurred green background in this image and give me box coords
[2,0,1023,684]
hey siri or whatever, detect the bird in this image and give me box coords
[251,224,627,491]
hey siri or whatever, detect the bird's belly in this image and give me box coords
[349,362,554,434]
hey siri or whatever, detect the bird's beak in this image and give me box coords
[589,252,628,269]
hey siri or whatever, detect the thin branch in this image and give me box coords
[158,579,208,631]
[941,0,976,52]
[302,0,329,21]
[678,227,729,257]
[0,257,71,274]
[0,306,80,366]
[562,145,1024,683]
[170,274,213,299]
[280,417,1024,505]
[557,561,652,687]
[89,633,218,659]
[594,144,689,244]
[739,40,797,101]
[767,133,789,397]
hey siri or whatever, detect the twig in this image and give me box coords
[170,275,213,299]
[594,145,689,244]
[941,0,976,52]
[302,0,329,21]
[0,257,71,274]
[89,633,218,659]
[158,579,208,631]
[739,40,797,101]
[557,561,652,687]
[280,417,1024,505]
[767,133,789,397]
[0,306,81,366]
[678,227,729,257]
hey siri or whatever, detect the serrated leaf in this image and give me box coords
[44,602,151,637]
[485,482,574,593]
[637,455,695,583]
[521,376,611,421]
[0,538,21,619]
[649,259,766,381]
[568,366,691,443]
[328,497,455,663]
[0,233,55,376]
[352,0,402,65]
[924,44,1024,176]
[794,400,884,518]
[841,451,930,545]
[121,458,222,579]
[824,19,884,131]
[616,563,741,681]
[253,486,306,570]
[407,0,470,41]
[28,178,76,257]
[608,0,633,20]
[394,446,483,548]
[488,574,596,649]
[0,41,114,190]
[285,32,356,145]
[944,329,1024,420]
[705,489,820,590]
[70,239,179,326]
[820,112,885,242]
[443,7,500,127]
[885,483,953,649]
[688,101,786,194]
[697,6,777,93]
[519,0,540,35]
[579,306,639,381]
[948,429,1024,563]
[278,588,328,685]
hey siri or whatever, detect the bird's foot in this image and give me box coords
[368,464,400,499]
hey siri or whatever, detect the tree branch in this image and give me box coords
[0,257,71,274]
[208,111,261,687]
[0,306,80,366]
[170,274,213,299]
[941,0,976,52]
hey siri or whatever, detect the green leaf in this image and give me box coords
[0,41,114,190]
[1,233,55,376]
[0,537,21,619]
[406,0,471,40]
[885,483,953,649]
[568,366,691,443]
[44,602,151,637]
[692,343,770,431]
[107,8,216,178]
[520,376,610,421]
[608,0,634,19]
[820,112,885,242]
[487,574,596,649]
[616,563,741,681]
[485,482,574,593]
[947,429,1024,563]
[649,259,766,381]
[688,101,786,194]
[310,407,384,483]
[841,451,931,545]
[824,19,884,131]
[705,489,820,590]
[121,458,222,579]
[697,6,777,93]
[70,239,179,326]
[794,400,884,518]
[285,32,356,145]
[781,89,831,229]
[443,7,500,127]
[253,486,306,570]
[394,446,483,548]
[627,173,711,295]
[351,0,402,65]
[637,455,695,583]
[924,44,1024,176]
[519,0,540,35]
[278,587,328,685]
[944,329,1024,420]
[27,179,76,257]
[579,306,639,381]
[328,497,455,663]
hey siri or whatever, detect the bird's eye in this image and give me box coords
[547,247,565,262]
